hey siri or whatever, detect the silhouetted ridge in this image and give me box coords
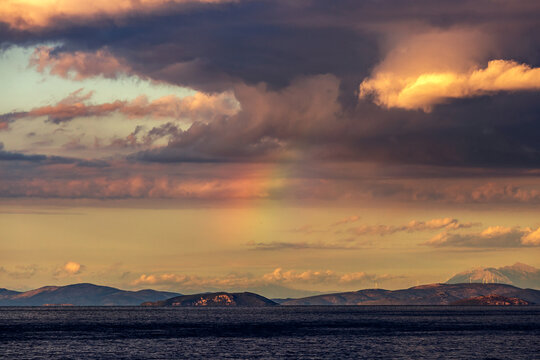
[0,283,180,306]
[282,283,540,305]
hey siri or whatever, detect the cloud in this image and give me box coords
[246,218,471,249]
[262,268,395,286]
[357,24,540,112]
[349,218,477,236]
[30,46,131,80]
[0,0,234,30]
[0,265,39,279]
[6,88,239,124]
[4,153,540,202]
[468,183,540,203]
[0,142,107,166]
[0,1,377,91]
[0,172,280,200]
[133,273,256,289]
[360,59,540,111]
[407,218,476,231]
[63,261,83,274]
[247,240,361,251]
[5,154,540,202]
[395,182,540,204]
[54,261,85,276]
[332,215,360,226]
[522,228,540,246]
[5,0,535,92]
[424,225,540,247]
[130,74,341,162]
[1,0,540,202]
[132,267,398,290]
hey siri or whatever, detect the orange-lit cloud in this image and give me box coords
[15,88,239,123]
[63,261,82,274]
[360,60,540,111]
[0,174,278,200]
[468,183,540,203]
[54,261,85,276]
[249,218,477,251]
[425,225,540,247]
[0,0,234,30]
[30,47,131,80]
[358,28,540,111]
[262,268,395,285]
[132,268,397,289]
[331,215,360,226]
[349,217,476,236]
[398,181,540,204]
[523,228,540,246]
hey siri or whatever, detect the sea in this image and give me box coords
[0,306,539,359]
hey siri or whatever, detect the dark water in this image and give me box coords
[0,306,539,359]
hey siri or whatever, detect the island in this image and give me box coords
[450,294,532,306]
[141,292,278,307]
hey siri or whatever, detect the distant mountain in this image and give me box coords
[143,292,278,307]
[282,283,540,305]
[0,288,21,299]
[446,263,540,289]
[0,283,180,306]
[451,294,532,306]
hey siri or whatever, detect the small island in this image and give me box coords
[141,292,278,307]
[451,294,532,306]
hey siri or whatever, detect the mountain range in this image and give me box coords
[0,283,180,306]
[446,262,540,289]
[281,283,540,305]
[1,282,538,306]
[2,263,539,306]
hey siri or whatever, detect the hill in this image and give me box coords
[0,288,22,299]
[282,283,540,305]
[142,292,278,307]
[0,283,180,306]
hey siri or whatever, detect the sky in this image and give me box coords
[0,0,539,297]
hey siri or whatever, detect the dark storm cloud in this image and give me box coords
[1,1,379,91]
[6,0,536,91]
[1,0,539,171]
[129,90,540,168]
